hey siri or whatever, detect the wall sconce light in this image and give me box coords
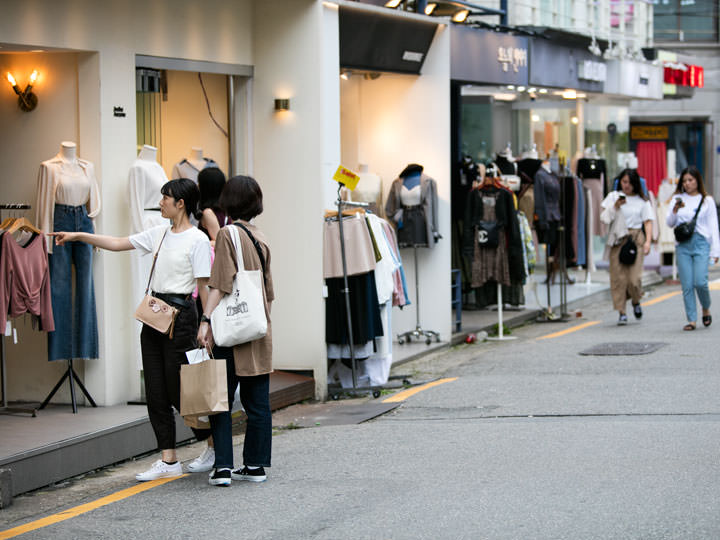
[6,70,39,112]
[571,116,579,125]
[274,98,290,112]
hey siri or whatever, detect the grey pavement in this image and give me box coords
[2,278,720,539]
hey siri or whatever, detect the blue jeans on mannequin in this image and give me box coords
[676,231,712,323]
[209,346,272,470]
[48,204,98,361]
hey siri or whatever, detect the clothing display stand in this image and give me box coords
[0,204,38,416]
[486,282,516,341]
[584,187,595,285]
[397,245,440,345]
[40,359,97,414]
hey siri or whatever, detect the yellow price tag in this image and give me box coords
[332,165,360,191]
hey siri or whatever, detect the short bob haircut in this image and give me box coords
[676,165,707,197]
[161,178,200,217]
[219,175,264,221]
[196,167,227,219]
[616,168,646,200]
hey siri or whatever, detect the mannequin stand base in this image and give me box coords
[397,327,440,346]
[0,404,38,417]
[536,310,571,323]
[40,360,98,414]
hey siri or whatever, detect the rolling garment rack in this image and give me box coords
[0,204,38,416]
[328,184,412,399]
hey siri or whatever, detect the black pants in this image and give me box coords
[141,301,210,450]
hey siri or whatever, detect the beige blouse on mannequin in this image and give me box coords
[36,141,101,252]
[343,163,384,217]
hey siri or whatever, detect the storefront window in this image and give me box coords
[584,104,630,182]
[460,96,493,164]
[653,0,719,42]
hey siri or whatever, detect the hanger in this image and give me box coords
[7,217,42,235]
[324,208,366,219]
[0,217,16,230]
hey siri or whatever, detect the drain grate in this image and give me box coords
[579,342,668,356]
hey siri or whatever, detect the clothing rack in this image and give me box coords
[0,204,38,416]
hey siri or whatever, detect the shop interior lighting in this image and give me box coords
[5,69,39,112]
[507,84,515,90]
[274,98,290,112]
[538,88,548,94]
[528,87,537,93]
[571,116,579,125]
[531,114,540,122]
[384,0,403,7]
[517,86,526,92]
[340,70,350,80]
[562,89,577,100]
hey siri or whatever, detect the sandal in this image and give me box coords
[683,323,696,331]
[703,315,712,327]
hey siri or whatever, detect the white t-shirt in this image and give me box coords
[129,225,211,294]
[618,194,653,229]
[666,193,720,257]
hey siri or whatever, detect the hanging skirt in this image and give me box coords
[397,205,428,248]
[471,196,511,288]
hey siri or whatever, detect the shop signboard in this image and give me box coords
[604,59,663,99]
[451,26,528,86]
[528,40,605,93]
[631,125,669,140]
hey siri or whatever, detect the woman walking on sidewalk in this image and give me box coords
[601,169,654,325]
[666,166,720,331]
[197,175,274,487]
[52,178,212,480]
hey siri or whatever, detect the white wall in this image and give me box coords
[0,0,253,405]
[339,25,453,346]
[251,0,341,398]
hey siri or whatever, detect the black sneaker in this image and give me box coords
[633,304,642,320]
[208,468,232,486]
[231,466,266,483]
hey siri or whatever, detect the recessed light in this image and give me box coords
[30,49,45,53]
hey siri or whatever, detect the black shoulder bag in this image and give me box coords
[674,195,705,243]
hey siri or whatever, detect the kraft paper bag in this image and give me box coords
[183,414,211,430]
[180,359,229,417]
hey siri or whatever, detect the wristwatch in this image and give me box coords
[200,314,211,324]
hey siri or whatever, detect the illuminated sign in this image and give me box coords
[631,125,669,140]
[663,62,704,88]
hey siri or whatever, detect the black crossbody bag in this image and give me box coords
[674,195,705,243]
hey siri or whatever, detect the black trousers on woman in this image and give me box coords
[140,301,210,450]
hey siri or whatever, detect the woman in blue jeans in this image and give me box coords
[197,175,274,487]
[666,166,720,330]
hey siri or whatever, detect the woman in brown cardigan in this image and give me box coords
[197,175,274,486]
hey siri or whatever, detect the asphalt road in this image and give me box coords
[2,279,720,539]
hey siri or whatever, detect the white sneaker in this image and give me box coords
[187,447,215,473]
[135,459,183,482]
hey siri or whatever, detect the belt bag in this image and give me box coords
[134,228,180,338]
[618,235,638,265]
[477,221,499,248]
[674,195,704,243]
[211,224,268,347]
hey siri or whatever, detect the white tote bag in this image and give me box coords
[211,225,268,346]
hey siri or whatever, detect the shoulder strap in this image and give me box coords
[145,228,169,295]
[692,195,706,222]
[233,223,267,286]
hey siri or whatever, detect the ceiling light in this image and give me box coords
[451,9,469,22]
[531,114,540,122]
[528,87,537,93]
[538,88,548,94]
[562,89,577,99]
[517,86,526,92]
[385,0,402,7]
[507,85,515,90]
[571,116,579,125]
[340,70,350,80]
[425,2,437,14]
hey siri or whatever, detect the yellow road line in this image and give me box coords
[537,320,601,340]
[382,377,457,403]
[642,291,681,306]
[0,475,187,539]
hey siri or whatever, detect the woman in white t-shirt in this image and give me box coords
[52,178,212,481]
[601,169,654,325]
[666,166,720,330]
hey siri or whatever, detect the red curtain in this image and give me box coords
[636,141,666,196]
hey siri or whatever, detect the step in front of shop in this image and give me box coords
[0,370,314,497]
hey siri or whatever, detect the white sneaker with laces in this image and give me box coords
[135,459,183,482]
[187,447,215,473]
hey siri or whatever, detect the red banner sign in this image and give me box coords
[664,63,704,88]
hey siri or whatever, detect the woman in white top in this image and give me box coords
[601,169,654,325]
[52,178,212,481]
[666,166,720,330]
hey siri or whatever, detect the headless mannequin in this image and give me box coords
[60,140,77,163]
[540,158,574,285]
[402,172,421,191]
[188,147,205,171]
[351,163,383,216]
[138,144,158,163]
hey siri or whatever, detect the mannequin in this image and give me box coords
[349,163,384,217]
[385,164,440,248]
[171,147,219,183]
[37,141,101,362]
[128,144,170,369]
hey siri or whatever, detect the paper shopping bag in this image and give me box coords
[183,414,211,430]
[180,359,229,417]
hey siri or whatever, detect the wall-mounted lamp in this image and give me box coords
[6,70,39,112]
[274,98,290,112]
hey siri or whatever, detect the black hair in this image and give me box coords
[676,165,707,197]
[219,175,264,221]
[160,178,199,217]
[616,168,646,200]
[195,167,226,219]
